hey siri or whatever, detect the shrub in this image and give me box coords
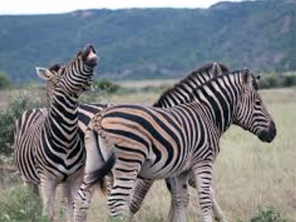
[259,73,296,89]
[250,209,287,222]
[93,79,120,94]
[0,73,11,90]
[0,185,49,222]
[0,93,45,156]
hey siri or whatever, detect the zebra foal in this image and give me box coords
[74,69,276,222]
[14,45,115,221]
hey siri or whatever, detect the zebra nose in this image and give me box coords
[81,45,98,67]
[269,120,276,137]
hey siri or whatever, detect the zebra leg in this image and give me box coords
[39,177,58,220]
[166,172,190,222]
[128,178,154,219]
[188,172,227,222]
[211,187,228,222]
[62,168,84,222]
[107,153,144,222]
[73,128,113,222]
[192,161,213,222]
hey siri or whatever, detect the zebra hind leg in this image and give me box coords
[166,171,190,222]
[107,150,145,221]
[128,178,154,219]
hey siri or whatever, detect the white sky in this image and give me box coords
[0,0,247,15]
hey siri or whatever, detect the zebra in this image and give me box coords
[73,68,277,222]
[14,45,115,221]
[40,62,231,220]
[41,62,231,221]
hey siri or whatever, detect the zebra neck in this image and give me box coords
[46,90,80,142]
[196,85,235,135]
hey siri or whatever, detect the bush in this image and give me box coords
[0,185,49,222]
[0,73,11,90]
[250,209,287,222]
[93,79,120,94]
[0,94,45,156]
[259,73,296,89]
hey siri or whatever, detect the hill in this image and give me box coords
[0,0,295,82]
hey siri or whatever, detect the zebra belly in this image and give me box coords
[138,154,191,180]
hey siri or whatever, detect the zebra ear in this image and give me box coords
[242,68,251,84]
[36,67,55,80]
[211,62,223,76]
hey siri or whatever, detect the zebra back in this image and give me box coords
[153,62,230,108]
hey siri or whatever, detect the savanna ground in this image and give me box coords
[0,80,295,222]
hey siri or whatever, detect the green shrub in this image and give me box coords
[0,94,45,156]
[250,209,287,222]
[0,73,11,91]
[259,73,296,89]
[93,79,120,94]
[0,185,49,222]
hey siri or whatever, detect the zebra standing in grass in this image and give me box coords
[14,45,115,221]
[74,69,276,222]
[40,62,231,220]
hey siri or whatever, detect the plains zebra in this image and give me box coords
[14,45,115,221]
[74,68,276,222]
[40,62,230,220]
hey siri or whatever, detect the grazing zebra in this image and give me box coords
[74,68,276,222]
[14,45,115,221]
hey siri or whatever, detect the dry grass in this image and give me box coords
[85,87,296,222]
[0,86,295,222]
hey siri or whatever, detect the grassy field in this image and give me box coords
[0,85,295,222]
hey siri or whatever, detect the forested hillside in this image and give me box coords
[0,0,295,82]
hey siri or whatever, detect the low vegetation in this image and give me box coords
[0,81,295,221]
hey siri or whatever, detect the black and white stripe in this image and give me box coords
[74,69,276,222]
[14,45,114,220]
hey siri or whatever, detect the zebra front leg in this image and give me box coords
[128,178,154,219]
[40,177,58,221]
[193,161,213,222]
[188,172,228,222]
[62,168,84,222]
[211,187,228,222]
[166,171,190,222]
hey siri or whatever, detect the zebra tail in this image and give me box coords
[85,152,116,191]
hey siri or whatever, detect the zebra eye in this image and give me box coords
[255,100,261,106]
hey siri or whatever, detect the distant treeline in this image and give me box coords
[0,0,295,83]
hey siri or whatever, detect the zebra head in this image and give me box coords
[234,69,276,143]
[37,63,63,106]
[36,45,98,98]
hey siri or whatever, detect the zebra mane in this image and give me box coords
[153,62,230,107]
[188,68,258,100]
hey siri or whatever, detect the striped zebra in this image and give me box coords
[14,45,115,221]
[41,62,232,221]
[41,62,230,220]
[74,68,276,222]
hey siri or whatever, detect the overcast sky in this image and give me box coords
[0,0,249,15]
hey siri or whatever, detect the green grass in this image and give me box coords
[0,87,295,222]
[0,184,49,222]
